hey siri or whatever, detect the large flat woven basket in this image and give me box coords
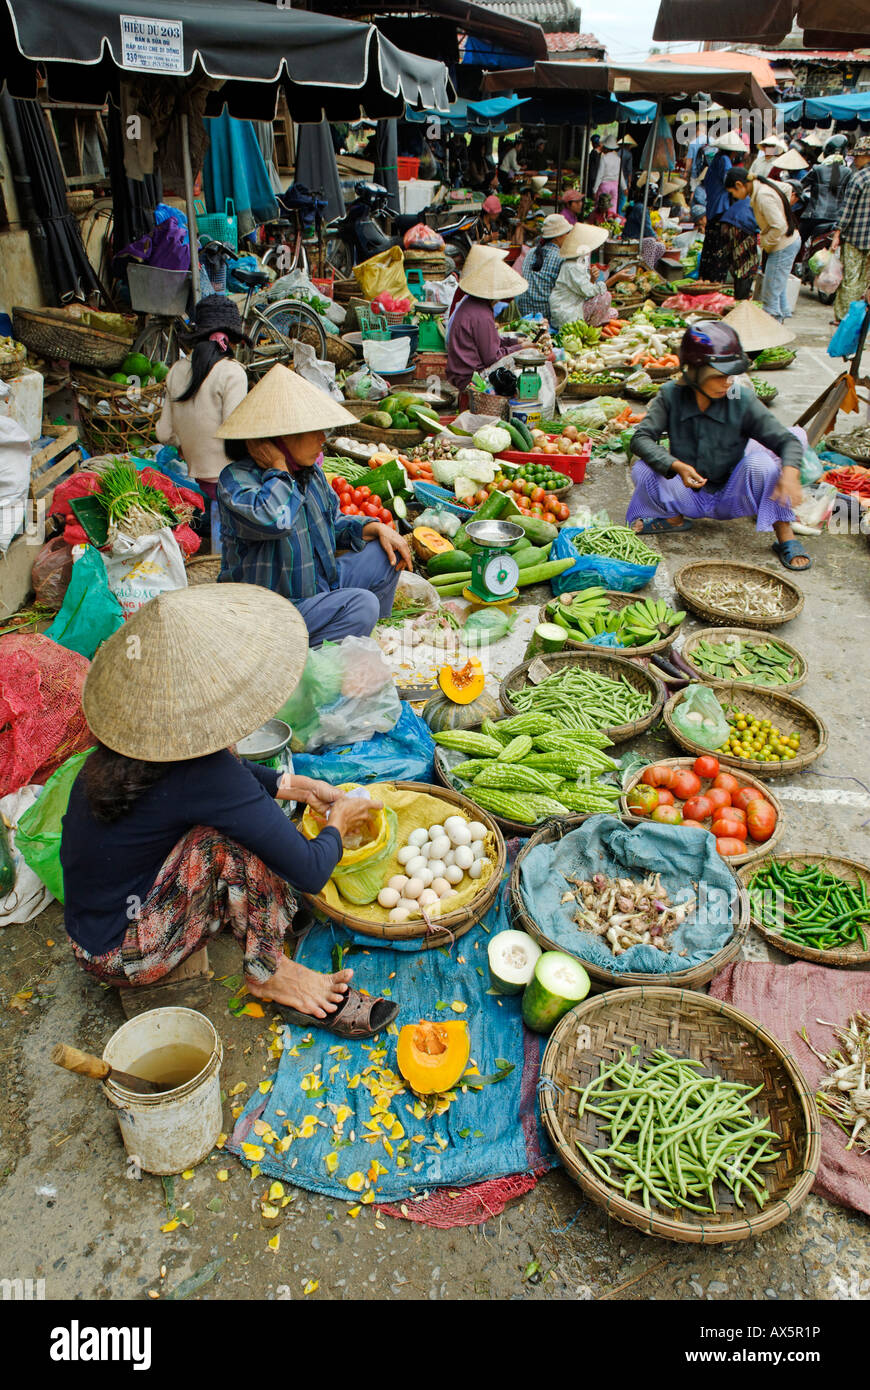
[664,682,827,779]
[538,592,685,658]
[737,852,870,967]
[13,307,134,370]
[539,986,820,1243]
[673,560,804,630]
[499,649,665,744]
[679,626,807,694]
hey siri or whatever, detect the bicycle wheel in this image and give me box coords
[325,236,351,279]
[133,315,183,368]
[243,298,327,376]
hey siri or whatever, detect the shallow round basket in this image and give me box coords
[673,560,804,630]
[14,307,133,370]
[603,239,639,263]
[432,748,589,839]
[296,327,356,369]
[678,280,727,296]
[562,379,626,399]
[344,420,425,448]
[510,816,747,991]
[302,782,505,948]
[184,554,221,585]
[663,683,827,779]
[680,626,807,693]
[644,364,681,380]
[538,592,684,657]
[737,852,870,967]
[756,388,779,408]
[339,331,364,356]
[749,351,796,371]
[499,649,665,744]
[539,986,820,1243]
[623,384,660,403]
[611,296,645,314]
[619,757,784,868]
[327,437,383,465]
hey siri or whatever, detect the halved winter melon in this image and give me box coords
[521,951,590,1034]
[487,929,541,995]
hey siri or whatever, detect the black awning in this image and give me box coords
[652,0,870,46]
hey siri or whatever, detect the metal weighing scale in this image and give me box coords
[463,518,524,607]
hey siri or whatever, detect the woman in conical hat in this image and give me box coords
[445,252,528,391]
[215,364,412,647]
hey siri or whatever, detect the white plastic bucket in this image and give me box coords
[102,1007,223,1175]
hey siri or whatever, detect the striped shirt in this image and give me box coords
[838,164,870,251]
[515,242,563,319]
[217,455,365,602]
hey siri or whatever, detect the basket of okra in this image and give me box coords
[499,650,666,744]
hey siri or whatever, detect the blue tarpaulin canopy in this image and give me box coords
[522,93,657,126]
[803,92,870,121]
[406,94,529,131]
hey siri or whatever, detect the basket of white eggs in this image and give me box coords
[303,782,506,947]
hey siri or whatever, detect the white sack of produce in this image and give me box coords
[0,786,54,925]
[0,396,31,554]
[103,527,187,618]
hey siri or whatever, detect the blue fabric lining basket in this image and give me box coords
[413,481,474,517]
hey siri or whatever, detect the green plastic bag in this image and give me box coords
[16,748,94,902]
[45,546,124,659]
[671,684,729,751]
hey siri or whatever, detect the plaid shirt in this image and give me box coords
[515,242,563,319]
[838,164,870,251]
[217,457,365,602]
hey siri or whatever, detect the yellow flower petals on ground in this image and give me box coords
[160,1220,179,1233]
[267,1234,280,1251]
[324,1152,339,1175]
[181,1169,194,1180]
[268,1181,284,1200]
[241,1143,265,1161]
[216,1170,229,1182]
[346,1172,365,1192]
[303,1279,319,1295]
[451,1002,467,1013]
[258,1079,272,1093]
[348,1205,361,1218]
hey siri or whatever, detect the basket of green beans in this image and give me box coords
[539,987,820,1243]
[738,854,870,966]
[499,649,666,743]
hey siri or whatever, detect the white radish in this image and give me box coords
[453,844,474,871]
[408,828,429,848]
[388,874,409,894]
[405,854,427,878]
[403,877,425,900]
[378,887,400,909]
[467,821,488,842]
[445,864,463,885]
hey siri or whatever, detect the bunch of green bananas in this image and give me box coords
[612,597,686,645]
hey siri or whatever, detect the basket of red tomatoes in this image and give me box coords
[329,476,397,528]
[620,755,783,867]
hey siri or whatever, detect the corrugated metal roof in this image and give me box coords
[546,30,605,51]
[477,0,579,30]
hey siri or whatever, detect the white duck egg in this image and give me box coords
[417,866,434,888]
[427,859,447,879]
[448,822,472,848]
[428,823,446,841]
[405,854,427,878]
[453,844,474,871]
[468,860,484,880]
[467,821,488,842]
[418,888,439,909]
[445,864,463,885]
[431,876,452,897]
[397,845,416,866]
[443,815,465,841]
[471,841,486,862]
[429,835,451,862]
[388,874,409,894]
[388,906,411,923]
[378,887,400,909]
[398,898,420,915]
[442,849,456,868]
[408,828,429,848]
[403,877,425,900]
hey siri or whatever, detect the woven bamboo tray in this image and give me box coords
[561,379,626,399]
[71,372,165,454]
[184,554,221,585]
[677,280,727,296]
[13,307,133,370]
[749,351,796,371]
[433,748,594,838]
[619,757,784,868]
[302,782,505,947]
[674,561,805,630]
[680,627,807,693]
[344,420,425,448]
[510,816,748,991]
[539,986,820,1243]
[664,683,827,779]
[603,239,639,263]
[538,592,684,657]
[500,649,665,744]
[737,852,870,967]
[298,327,357,369]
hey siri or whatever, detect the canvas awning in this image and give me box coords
[652,0,870,49]
[483,60,776,111]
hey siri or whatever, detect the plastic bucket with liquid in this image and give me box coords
[102,1007,223,1175]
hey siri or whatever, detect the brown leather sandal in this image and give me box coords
[274,988,398,1039]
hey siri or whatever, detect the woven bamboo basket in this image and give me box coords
[66,189,95,215]
[561,379,626,399]
[737,852,870,967]
[499,649,665,744]
[469,391,511,419]
[673,560,805,630]
[678,280,728,296]
[755,387,779,408]
[298,327,357,369]
[432,748,593,838]
[71,372,166,454]
[619,757,784,869]
[645,364,681,380]
[184,554,221,585]
[648,285,673,305]
[302,782,505,947]
[539,986,820,1242]
[749,350,796,371]
[510,816,748,991]
[680,626,807,693]
[611,296,646,314]
[538,592,684,657]
[663,683,827,779]
[13,307,134,370]
[344,420,425,448]
[602,239,639,264]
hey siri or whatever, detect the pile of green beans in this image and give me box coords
[574,1048,780,1215]
[749,861,870,952]
[571,525,660,566]
[511,665,652,730]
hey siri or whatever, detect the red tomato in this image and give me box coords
[682,795,713,822]
[362,501,380,517]
[693,755,719,779]
[379,508,392,524]
[357,485,371,500]
[681,819,707,830]
[732,786,766,814]
[651,805,683,824]
[331,477,343,493]
[342,502,359,515]
[724,806,746,824]
[542,511,557,524]
[641,764,674,789]
[716,837,746,857]
[655,788,676,806]
[712,816,747,840]
[671,769,701,801]
[627,785,659,815]
[350,488,364,504]
[706,788,732,812]
[712,772,741,795]
[746,798,777,843]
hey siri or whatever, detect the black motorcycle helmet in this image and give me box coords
[679,321,749,382]
[823,133,849,157]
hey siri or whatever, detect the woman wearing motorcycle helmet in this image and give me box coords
[626,321,811,570]
[800,133,852,241]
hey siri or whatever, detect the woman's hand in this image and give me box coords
[363,521,413,571]
[673,459,706,490]
[278,775,343,816]
[249,439,288,472]
[772,466,803,509]
[327,795,384,841]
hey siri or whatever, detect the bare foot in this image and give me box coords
[247,957,353,1019]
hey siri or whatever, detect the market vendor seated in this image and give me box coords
[626,321,811,571]
[216,364,412,647]
[60,585,398,1037]
[445,251,528,391]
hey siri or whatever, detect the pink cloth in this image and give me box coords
[709,961,870,1215]
[597,180,619,215]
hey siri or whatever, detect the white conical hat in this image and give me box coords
[714,130,748,155]
[721,299,796,352]
[460,243,509,284]
[83,584,308,761]
[560,222,608,257]
[459,256,528,301]
[215,363,357,439]
[772,147,808,171]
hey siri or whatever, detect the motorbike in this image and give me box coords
[795,202,838,306]
[325,180,478,275]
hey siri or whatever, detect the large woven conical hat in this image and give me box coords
[721,299,796,352]
[461,243,508,282]
[459,255,528,301]
[561,222,608,257]
[215,363,356,440]
[83,584,308,761]
[772,147,808,171]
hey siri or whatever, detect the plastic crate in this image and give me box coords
[413,481,473,517]
[397,156,420,180]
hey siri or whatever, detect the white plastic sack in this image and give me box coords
[816,250,843,296]
[422,275,459,306]
[0,786,54,924]
[343,368,390,402]
[362,335,411,372]
[103,527,187,617]
[0,396,32,553]
[292,340,342,400]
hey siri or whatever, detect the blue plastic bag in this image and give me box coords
[291,703,435,786]
[549,526,658,596]
[226,255,263,293]
[827,300,869,359]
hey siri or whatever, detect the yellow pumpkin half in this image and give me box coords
[438,657,485,705]
[396,1020,470,1095]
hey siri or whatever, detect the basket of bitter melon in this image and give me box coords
[540,588,685,656]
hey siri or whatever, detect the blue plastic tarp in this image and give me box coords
[803,92,870,121]
[405,95,529,132]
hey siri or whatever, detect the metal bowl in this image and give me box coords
[236,718,292,762]
[466,519,524,546]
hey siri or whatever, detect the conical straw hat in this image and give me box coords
[83,584,309,761]
[459,255,528,300]
[561,221,608,257]
[215,363,357,440]
[772,147,808,171]
[721,299,796,352]
[461,243,508,284]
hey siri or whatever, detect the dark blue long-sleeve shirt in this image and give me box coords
[60,750,342,955]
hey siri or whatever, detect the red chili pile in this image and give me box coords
[626,755,777,857]
[824,465,870,500]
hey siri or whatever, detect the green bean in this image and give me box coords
[749,861,870,952]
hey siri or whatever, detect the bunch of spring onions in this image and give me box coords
[95,459,175,539]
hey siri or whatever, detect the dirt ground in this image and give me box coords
[0,288,867,1302]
